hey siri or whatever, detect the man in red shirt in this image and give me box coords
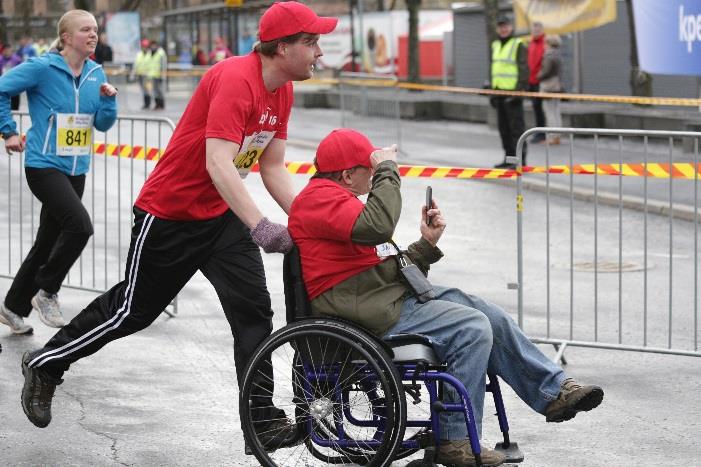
[20,2,337,446]
[527,21,546,143]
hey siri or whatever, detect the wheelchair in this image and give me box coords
[240,247,524,467]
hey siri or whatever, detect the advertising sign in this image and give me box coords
[633,0,701,76]
[318,10,452,74]
[105,12,141,65]
[514,0,616,34]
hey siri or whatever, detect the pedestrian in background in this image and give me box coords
[191,44,208,65]
[527,21,546,143]
[238,30,255,55]
[94,32,113,64]
[209,36,233,63]
[538,34,564,145]
[132,39,151,109]
[34,38,50,56]
[0,46,22,110]
[147,39,167,110]
[490,14,529,169]
[18,36,37,61]
[0,10,117,335]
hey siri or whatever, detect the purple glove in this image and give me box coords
[250,217,293,254]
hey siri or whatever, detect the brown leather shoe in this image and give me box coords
[436,439,506,467]
[546,378,604,423]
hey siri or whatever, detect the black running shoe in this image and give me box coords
[21,351,62,428]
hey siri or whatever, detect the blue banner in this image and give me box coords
[634,0,701,76]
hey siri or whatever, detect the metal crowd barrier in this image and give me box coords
[515,127,700,360]
[0,112,178,315]
[338,72,402,150]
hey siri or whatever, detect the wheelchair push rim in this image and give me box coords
[240,320,407,467]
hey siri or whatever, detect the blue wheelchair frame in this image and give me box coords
[266,247,525,466]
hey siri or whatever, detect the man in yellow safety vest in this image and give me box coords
[133,39,151,109]
[490,14,529,169]
[146,40,167,110]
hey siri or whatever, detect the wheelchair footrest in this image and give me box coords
[406,460,439,467]
[494,441,525,463]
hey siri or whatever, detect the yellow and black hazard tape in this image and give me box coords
[302,78,701,108]
[89,142,701,180]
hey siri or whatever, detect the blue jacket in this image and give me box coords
[0,51,117,175]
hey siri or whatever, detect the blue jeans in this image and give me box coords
[383,286,565,439]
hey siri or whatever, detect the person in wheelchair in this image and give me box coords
[287,129,604,467]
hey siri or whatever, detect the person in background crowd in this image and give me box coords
[94,32,113,64]
[210,36,233,63]
[18,4,336,448]
[133,39,151,109]
[0,46,23,110]
[238,30,255,55]
[147,39,167,110]
[0,10,117,337]
[34,38,50,56]
[192,44,208,65]
[18,36,37,61]
[527,21,546,143]
[538,34,564,145]
[490,14,529,170]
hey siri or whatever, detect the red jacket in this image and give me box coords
[528,34,545,86]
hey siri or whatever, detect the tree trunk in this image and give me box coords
[625,0,652,98]
[19,0,31,37]
[482,0,500,84]
[406,0,421,83]
[119,0,143,11]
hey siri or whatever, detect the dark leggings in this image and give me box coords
[4,167,93,317]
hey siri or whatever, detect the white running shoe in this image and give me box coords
[31,290,66,328]
[0,303,33,334]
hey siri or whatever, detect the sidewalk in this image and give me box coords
[1,82,699,466]
[1,171,698,466]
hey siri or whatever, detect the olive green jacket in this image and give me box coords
[310,161,443,335]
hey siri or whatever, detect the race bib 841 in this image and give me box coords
[56,113,93,156]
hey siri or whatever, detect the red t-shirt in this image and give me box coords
[288,179,382,300]
[135,52,293,220]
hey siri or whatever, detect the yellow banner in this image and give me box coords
[514,0,617,34]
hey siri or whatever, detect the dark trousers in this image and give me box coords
[4,168,93,317]
[10,94,20,111]
[27,208,274,390]
[496,96,527,164]
[529,83,546,140]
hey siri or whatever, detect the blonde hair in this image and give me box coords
[545,34,562,48]
[49,10,96,50]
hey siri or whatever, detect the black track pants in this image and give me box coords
[4,168,93,316]
[28,208,274,386]
[496,97,528,163]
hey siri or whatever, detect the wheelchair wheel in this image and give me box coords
[240,320,406,467]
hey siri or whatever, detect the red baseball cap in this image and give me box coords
[259,2,338,42]
[315,129,377,172]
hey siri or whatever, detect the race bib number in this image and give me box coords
[376,242,400,258]
[56,113,93,156]
[233,130,276,178]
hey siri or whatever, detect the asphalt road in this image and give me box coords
[0,81,699,466]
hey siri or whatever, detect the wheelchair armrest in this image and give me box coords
[383,333,434,347]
